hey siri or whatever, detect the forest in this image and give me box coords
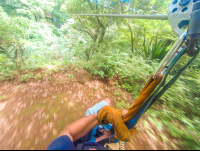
[0,0,200,150]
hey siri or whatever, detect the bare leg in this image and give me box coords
[104,98,111,106]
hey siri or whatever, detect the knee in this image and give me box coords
[104,98,111,106]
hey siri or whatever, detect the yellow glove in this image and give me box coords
[97,106,136,142]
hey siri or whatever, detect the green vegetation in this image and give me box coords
[114,91,120,96]
[20,73,34,82]
[0,0,199,149]
[89,93,93,97]
[93,87,97,91]
[0,95,7,102]
[66,74,74,81]
[116,100,130,110]
[144,39,172,60]
[35,73,42,80]
[46,77,52,81]
[56,79,61,85]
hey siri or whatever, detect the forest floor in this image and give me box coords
[0,66,173,150]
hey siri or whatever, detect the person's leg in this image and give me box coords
[74,99,111,144]
[104,98,111,106]
[85,98,111,117]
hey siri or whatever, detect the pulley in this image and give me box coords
[168,0,198,36]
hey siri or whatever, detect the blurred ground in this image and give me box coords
[0,68,173,150]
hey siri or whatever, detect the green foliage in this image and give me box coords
[20,73,34,82]
[84,51,119,78]
[84,50,158,80]
[144,39,172,60]
[0,0,74,80]
[116,100,130,110]
[114,91,120,96]
[53,27,62,37]
[0,54,16,72]
[56,79,61,85]
[0,54,16,80]
[1,0,55,20]
[121,83,133,93]
[0,95,7,102]
[146,71,200,149]
[66,74,74,81]
[46,77,52,81]
[89,93,93,97]
[19,21,74,70]
[0,6,30,42]
[34,73,42,80]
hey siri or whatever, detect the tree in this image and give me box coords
[0,0,55,21]
[65,0,120,60]
[0,6,30,67]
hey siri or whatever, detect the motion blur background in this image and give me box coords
[0,0,199,150]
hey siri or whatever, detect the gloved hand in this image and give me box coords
[97,106,136,142]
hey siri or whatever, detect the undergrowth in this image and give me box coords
[81,50,159,97]
[79,50,200,150]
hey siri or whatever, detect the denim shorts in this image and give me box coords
[85,101,110,116]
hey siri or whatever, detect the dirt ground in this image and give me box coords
[0,68,173,150]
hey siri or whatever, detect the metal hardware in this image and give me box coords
[154,30,187,79]
[70,14,169,20]
[187,1,200,56]
[168,0,194,36]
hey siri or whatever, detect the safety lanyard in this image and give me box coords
[125,46,200,129]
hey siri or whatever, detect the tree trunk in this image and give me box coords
[57,17,60,29]
[128,25,134,56]
[87,39,95,60]
[16,43,21,68]
[118,0,123,12]
[121,19,134,57]
[35,15,40,22]
[98,28,106,44]
[93,22,101,42]
[0,45,5,51]
[143,28,147,57]
[98,18,109,44]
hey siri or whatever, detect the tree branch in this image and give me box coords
[93,21,101,42]
[75,16,94,37]
[72,25,94,39]
[0,41,17,44]
[0,45,6,51]
[118,0,124,12]
[97,17,105,29]
[98,3,121,14]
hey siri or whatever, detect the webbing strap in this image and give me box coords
[122,74,163,123]
[125,47,199,129]
[149,47,200,108]
[145,47,187,112]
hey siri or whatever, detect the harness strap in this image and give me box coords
[122,73,163,123]
[125,46,199,129]
[149,47,200,108]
